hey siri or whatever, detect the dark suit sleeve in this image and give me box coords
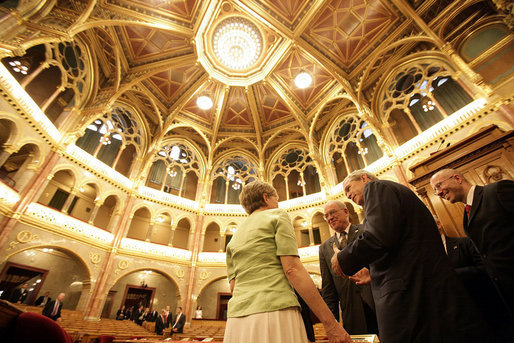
[319,242,340,321]
[177,315,185,332]
[42,300,52,317]
[338,181,399,275]
[453,237,486,284]
[497,180,514,212]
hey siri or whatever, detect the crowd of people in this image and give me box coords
[224,170,513,343]
[3,168,511,343]
[114,304,186,335]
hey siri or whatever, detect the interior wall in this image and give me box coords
[197,278,230,319]
[2,248,89,309]
[109,271,178,319]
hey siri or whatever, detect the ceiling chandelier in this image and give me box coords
[212,17,262,70]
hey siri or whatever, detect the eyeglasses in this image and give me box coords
[433,175,454,193]
[324,209,342,220]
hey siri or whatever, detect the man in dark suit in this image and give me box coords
[319,200,377,335]
[171,307,185,334]
[155,309,169,335]
[435,217,506,329]
[42,292,65,322]
[34,291,51,306]
[331,170,486,343]
[431,169,514,336]
[10,283,29,304]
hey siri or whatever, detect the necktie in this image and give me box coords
[465,205,471,217]
[51,301,59,316]
[339,232,347,248]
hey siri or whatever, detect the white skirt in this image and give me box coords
[223,307,308,343]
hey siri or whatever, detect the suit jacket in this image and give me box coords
[42,299,63,321]
[155,314,168,335]
[445,236,508,331]
[171,312,185,333]
[463,181,514,315]
[10,288,28,303]
[319,224,377,334]
[338,180,486,343]
[34,295,52,306]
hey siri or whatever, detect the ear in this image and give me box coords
[360,174,369,183]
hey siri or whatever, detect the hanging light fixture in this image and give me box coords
[8,58,31,75]
[99,136,111,145]
[212,17,262,70]
[421,96,435,112]
[295,72,312,89]
[197,95,213,110]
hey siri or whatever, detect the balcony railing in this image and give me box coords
[24,203,114,244]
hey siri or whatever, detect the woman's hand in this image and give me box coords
[324,319,353,343]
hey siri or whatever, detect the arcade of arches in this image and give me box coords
[0,0,513,324]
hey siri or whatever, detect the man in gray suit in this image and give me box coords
[319,200,377,334]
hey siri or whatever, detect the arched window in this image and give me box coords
[76,106,142,176]
[203,223,220,252]
[38,170,75,212]
[210,156,258,204]
[381,63,473,145]
[146,143,200,200]
[270,147,321,201]
[327,115,383,184]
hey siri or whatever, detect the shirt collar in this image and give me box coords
[466,185,476,206]
[337,222,351,239]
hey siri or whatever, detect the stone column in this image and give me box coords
[11,152,34,185]
[107,210,122,233]
[0,151,60,248]
[167,224,177,246]
[61,187,77,214]
[145,221,155,242]
[183,214,204,326]
[88,200,103,225]
[40,86,66,112]
[0,145,16,167]
[307,225,315,246]
[82,195,135,320]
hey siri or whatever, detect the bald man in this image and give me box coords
[42,293,65,322]
[431,169,514,337]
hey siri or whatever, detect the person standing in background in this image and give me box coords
[320,200,377,335]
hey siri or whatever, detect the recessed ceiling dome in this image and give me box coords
[212,17,262,70]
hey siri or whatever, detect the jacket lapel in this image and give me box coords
[468,186,483,226]
[331,233,342,250]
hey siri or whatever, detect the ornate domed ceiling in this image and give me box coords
[51,0,405,164]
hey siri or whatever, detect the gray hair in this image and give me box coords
[343,170,379,184]
[325,200,348,210]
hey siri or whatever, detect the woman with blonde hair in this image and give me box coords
[224,180,350,343]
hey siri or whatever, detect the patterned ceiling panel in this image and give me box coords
[273,49,334,110]
[261,0,311,27]
[108,0,200,23]
[220,88,253,130]
[121,26,191,64]
[305,0,398,68]
[253,83,293,129]
[181,81,222,124]
[144,64,200,104]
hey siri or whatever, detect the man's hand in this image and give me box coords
[331,244,346,277]
[349,267,371,285]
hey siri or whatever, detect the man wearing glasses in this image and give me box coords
[319,200,377,335]
[430,168,514,338]
[331,170,486,342]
